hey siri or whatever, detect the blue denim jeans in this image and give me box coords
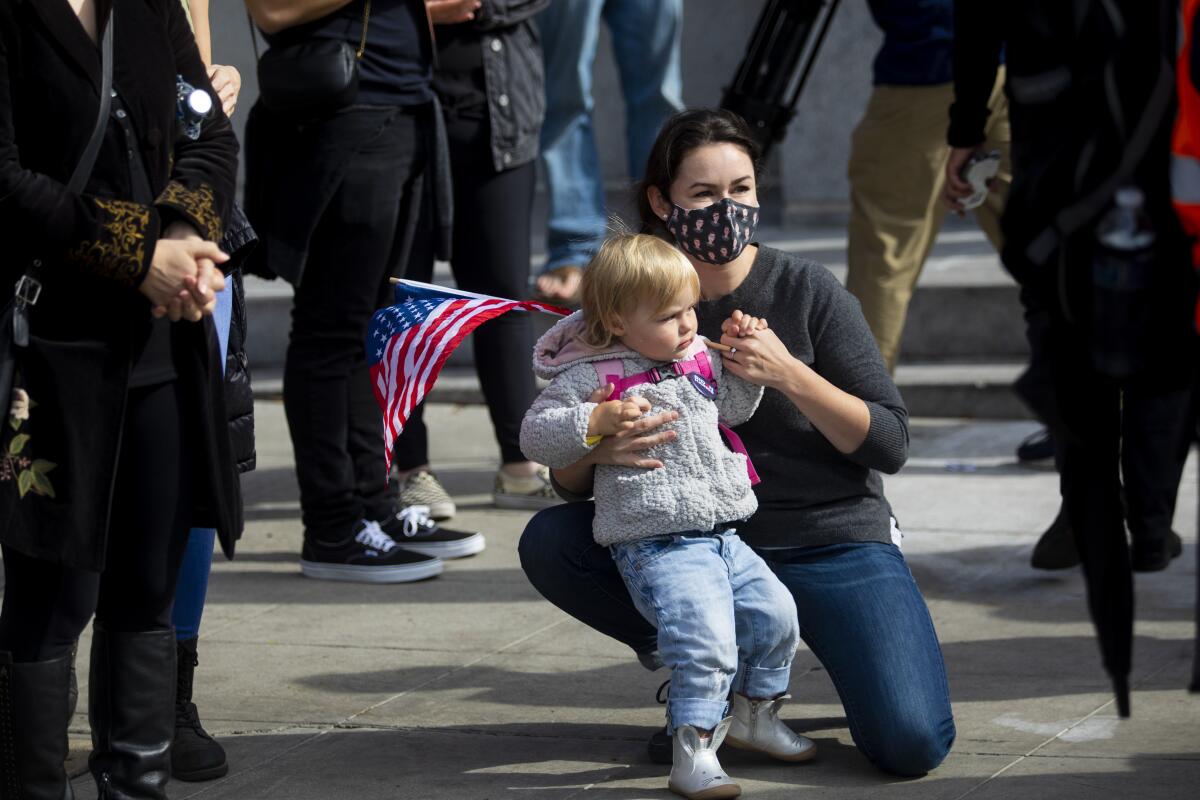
[537,0,684,272]
[519,502,955,776]
[171,283,233,641]
[612,531,798,732]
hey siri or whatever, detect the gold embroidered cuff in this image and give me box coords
[67,198,156,287]
[156,181,224,243]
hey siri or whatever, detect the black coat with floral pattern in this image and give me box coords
[0,0,242,569]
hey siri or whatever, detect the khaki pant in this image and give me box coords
[845,70,1011,372]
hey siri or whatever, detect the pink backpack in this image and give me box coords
[591,339,761,485]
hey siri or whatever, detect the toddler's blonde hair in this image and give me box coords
[579,234,700,349]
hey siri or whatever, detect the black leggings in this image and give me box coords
[0,380,194,663]
[393,110,538,468]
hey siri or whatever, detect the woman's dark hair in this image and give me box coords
[636,109,763,235]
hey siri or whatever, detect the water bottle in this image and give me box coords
[175,75,212,141]
[1091,186,1155,379]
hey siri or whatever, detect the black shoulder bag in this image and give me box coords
[0,7,114,412]
[251,0,371,117]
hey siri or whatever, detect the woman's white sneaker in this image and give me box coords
[668,719,741,800]
[725,693,816,762]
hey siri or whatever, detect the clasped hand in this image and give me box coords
[138,221,227,322]
[718,309,798,389]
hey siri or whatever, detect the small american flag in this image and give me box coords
[368,280,568,476]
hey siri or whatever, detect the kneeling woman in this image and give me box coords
[519,108,955,777]
[0,1,239,796]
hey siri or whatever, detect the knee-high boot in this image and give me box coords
[87,625,175,799]
[0,650,76,800]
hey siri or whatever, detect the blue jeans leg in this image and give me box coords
[538,0,607,272]
[518,502,659,657]
[604,0,685,177]
[171,284,234,642]
[765,542,956,776]
[613,535,738,732]
[724,533,799,699]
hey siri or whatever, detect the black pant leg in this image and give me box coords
[1121,377,1197,541]
[384,121,439,476]
[95,380,194,632]
[442,113,538,465]
[0,547,98,662]
[284,108,428,541]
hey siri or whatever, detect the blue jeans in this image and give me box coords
[613,531,798,732]
[537,0,684,272]
[519,502,955,776]
[171,282,233,642]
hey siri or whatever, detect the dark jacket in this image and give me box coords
[219,203,257,475]
[225,269,256,475]
[949,0,1195,379]
[0,0,242,569]
[473,0,548,171]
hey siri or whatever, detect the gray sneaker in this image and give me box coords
[396,469,456,520]
[493,465,562,511]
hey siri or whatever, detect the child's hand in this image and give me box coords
[721,309,768,338]
[587,393,652,437]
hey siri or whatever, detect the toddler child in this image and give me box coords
[520,234,814,800]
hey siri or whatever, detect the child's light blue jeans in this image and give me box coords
[611,529,799,733]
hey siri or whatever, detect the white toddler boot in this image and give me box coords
[668,717,741,800]
[726,693,817,762]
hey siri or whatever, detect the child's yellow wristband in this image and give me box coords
[584,434,604,447]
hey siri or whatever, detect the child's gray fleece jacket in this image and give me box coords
[520,312,764,545]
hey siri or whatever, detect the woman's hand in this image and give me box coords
[550,384,680,495]
[141,234,227,321]
[719,326,801,390]
[208,64,242,117]
[426,0,481,24]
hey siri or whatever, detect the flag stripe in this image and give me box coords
[367,283,568,479]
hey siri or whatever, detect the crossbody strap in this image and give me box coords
[14,6,113,332]
[68,7,114,194]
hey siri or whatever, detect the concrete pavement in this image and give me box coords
[61,399,1200,799]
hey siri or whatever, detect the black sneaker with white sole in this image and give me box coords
[300,520,444,583]
[376,504,486,559]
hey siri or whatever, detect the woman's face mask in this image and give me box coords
[664,198,760,265]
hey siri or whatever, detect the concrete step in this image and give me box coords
[243,228,1027,370]
[251,361,1033,419]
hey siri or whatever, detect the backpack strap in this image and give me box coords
[719,423,761,486]
[590,344,762,485]
[592,359,624,401]
[693,348,715,382]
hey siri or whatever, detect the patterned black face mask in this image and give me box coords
[664,198,760,265]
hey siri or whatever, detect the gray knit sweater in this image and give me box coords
[520,313,764,545]
[551,246,909,549]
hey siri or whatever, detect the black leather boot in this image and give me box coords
[171,638,228,781]
[0,650,76,800]
[88,626,175,799]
